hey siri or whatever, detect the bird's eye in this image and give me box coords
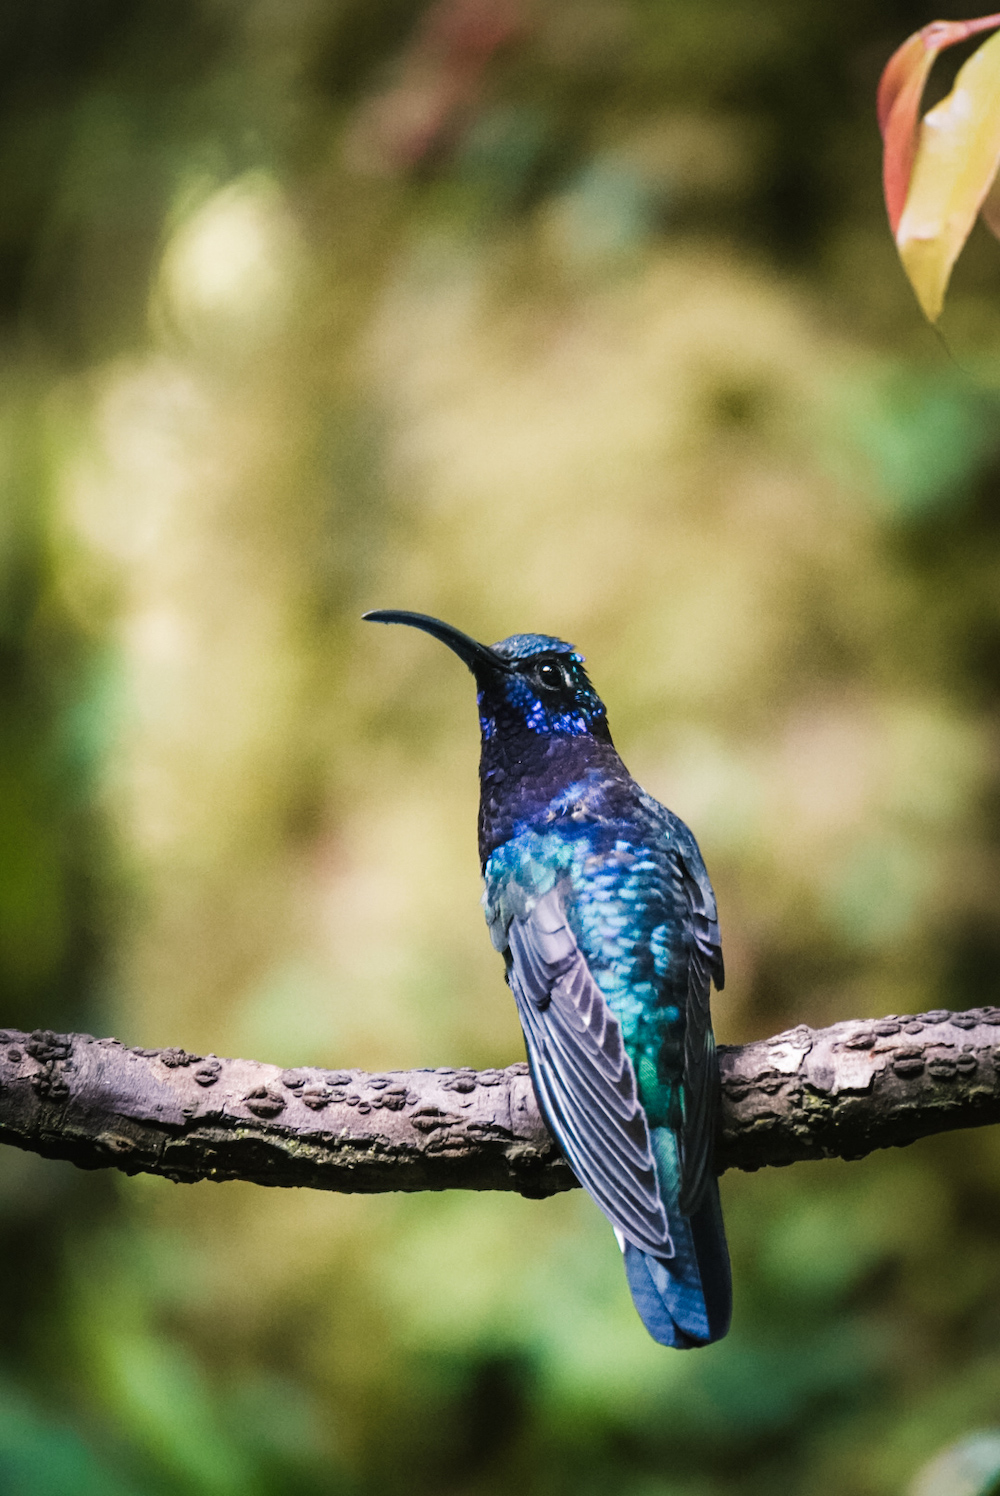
[536,661,564,690]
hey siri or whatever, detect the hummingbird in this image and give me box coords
[364,609,731,1347]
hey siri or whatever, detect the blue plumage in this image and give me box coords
[364,610,731,1347]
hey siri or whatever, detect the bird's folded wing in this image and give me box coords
[505,885,673,1256]
[674,846,724,1217]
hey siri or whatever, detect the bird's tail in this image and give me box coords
[620,1129,731,1348]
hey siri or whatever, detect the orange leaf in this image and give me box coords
[897,27,1000,320]
[878,13,1000,233]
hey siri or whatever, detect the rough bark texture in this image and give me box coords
[1,1006,999,1196]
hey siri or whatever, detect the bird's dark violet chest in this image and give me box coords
[477,726,639,867]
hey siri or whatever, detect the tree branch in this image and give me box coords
[1,1007,998,1195]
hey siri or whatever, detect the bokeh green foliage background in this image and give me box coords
[5,2,1000,1493]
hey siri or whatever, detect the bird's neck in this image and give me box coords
[477,728,633,866]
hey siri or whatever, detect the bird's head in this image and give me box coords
[364,610,613,745]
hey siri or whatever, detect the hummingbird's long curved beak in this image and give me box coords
[363,610,513,675]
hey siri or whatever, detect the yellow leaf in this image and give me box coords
[878,15,1000,234]
[896,26,1000,321]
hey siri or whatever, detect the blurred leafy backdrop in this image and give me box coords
[4,1,1000,1493]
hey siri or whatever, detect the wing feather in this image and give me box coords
[505,886,673,1256]
[674,846,724,1216]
